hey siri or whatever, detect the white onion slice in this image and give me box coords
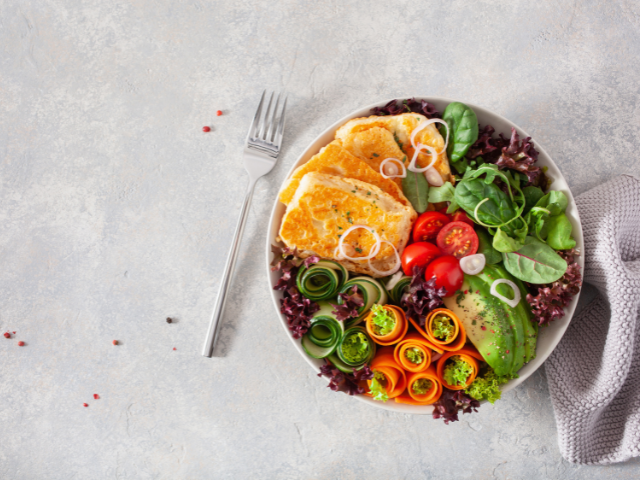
[407,144,438,173]
[385,270,405,290]
[410,118,450,154]
[367,241,401,277]
[336,225,381,262]
[380,158,407,179]
[459,254,486,275]
[425,168,444,187]
[490,279,522,308]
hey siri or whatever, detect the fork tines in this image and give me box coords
[246,90,287,157]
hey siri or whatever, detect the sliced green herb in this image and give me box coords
[443,356,473,386]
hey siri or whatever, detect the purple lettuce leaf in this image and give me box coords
[370,98,440,119]
[271,245,320,338]
[432,389,481,424]
[401,265,447,327]
[331,286,364,322]
[525,249,582,327]
[318,362,374,395]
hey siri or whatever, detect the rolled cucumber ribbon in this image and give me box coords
[300,302,345,359]
[296,259,348,301]
[336,326,376,368]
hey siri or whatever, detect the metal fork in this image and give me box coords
[202,91,287,357]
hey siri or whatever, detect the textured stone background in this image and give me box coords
[1,0,640,478]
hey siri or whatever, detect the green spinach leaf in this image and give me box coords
[522,186,545,215]
[546,213,576,250]
[427,182,458,213]
[502,236,568,283]
[442,102,479,162]
[402,170,429,213]
[477,228,504,264]
[535,191,568,216]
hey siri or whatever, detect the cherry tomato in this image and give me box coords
[412,211,451,243]
[400,242,441,276]
[425,255,464,297]
[437,208,453,223]
[452,210,475,226]
[436,221,479,259]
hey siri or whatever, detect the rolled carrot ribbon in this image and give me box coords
[393,332,442,373]
[407,308,467,352]
[365,305,408,346]
[436,345,485,391]
[395,365,443,405]
[366,346,407,400]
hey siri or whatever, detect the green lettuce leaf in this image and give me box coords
[412,378,433,395]
[370,304,396,336]
[370,371,389,402]
[432,314,455,341]
[405,347,425,365]
[443,356,473,386]
[465,368,514,404]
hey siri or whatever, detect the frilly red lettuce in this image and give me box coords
[370,98,440,119]
[271,245,320,338]
[401,265,447,327]
[318,362,374,395]
[432,389,480,424]
[331,286,364,322]
[526,249,582,326]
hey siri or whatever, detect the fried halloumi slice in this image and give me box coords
[278,140,411,208]
[335,113,455,184]
[339,127,407,187]
[278,172,414,277]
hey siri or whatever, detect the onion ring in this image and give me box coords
[410,118,450,154]
[336,225,381,262]
[380,158,407,179]
[489,278,521,308]
[367,241,401,276]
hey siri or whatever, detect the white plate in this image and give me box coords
[266,97,584,414]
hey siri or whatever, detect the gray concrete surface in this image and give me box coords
[1,1,639,478]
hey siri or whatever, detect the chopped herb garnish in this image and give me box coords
[347,217,353,224]
[351,190,356,193]
[338,226,343,230]
[367,191,371,196]
[355,247,362,253]
[372,153,379,157]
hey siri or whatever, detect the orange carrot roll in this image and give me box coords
[436,345,485,391]
[365,305,408,346]
[393,332,442,373]
[366,347,407,400]
[408,308,467,352]
[395,365,443,405]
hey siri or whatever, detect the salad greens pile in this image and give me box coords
[431,314,455,341]
[412,378,433,395]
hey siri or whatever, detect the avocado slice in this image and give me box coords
[443,264,536,376]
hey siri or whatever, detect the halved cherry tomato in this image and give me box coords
[437,208,453,223]
[452,210,475,226]
[425,255,464,297]
[436,221,479,259]
[400,242,441,276]
[412,211,451,243]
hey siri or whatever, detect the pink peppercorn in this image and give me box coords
[202,126,211,132]
[83,403,89,407]
[216,110,222,116]
[3,332,10,339]
[93,394,99,400]
[17,341,24,346]
[112,340,118,345]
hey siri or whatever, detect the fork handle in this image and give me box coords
[202,177,257,357]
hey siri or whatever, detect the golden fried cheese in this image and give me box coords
[278,140,411,208]
[335,112,455,184]
[278,172,414,277]
[338,127,407,186]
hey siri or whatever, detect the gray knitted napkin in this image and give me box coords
[546,174,640,464]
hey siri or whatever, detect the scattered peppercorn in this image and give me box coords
[93,394,99,400]
[173,347,176,351]
[3,332,10,339]
[202,126,211,132]
[166,317,172,324]
[83,403,89,407]
[216,110,223,116]
[112,340,118,345]
[17,341,24,346]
